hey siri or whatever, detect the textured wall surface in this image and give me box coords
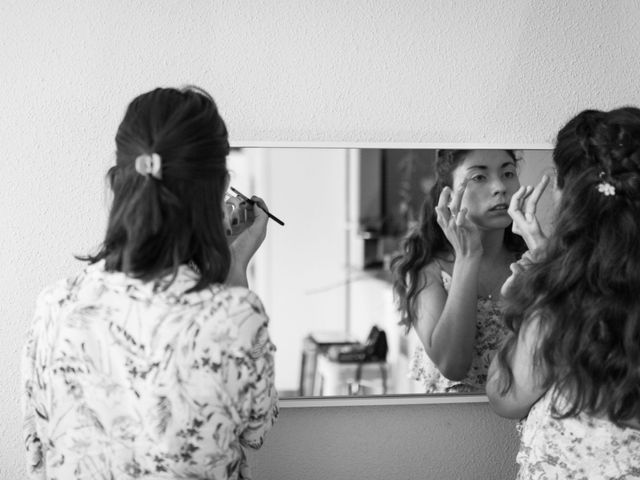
[246,402,520,480]
[1,1,639,478]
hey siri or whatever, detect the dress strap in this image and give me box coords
[435,262,452,292]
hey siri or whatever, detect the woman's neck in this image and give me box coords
[480,229,507,261]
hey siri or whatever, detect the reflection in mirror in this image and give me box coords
[228,147,554,399]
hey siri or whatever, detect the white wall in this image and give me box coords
[2,1,639,478]
[241,148,351,393]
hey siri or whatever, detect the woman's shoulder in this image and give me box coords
[402,259,451,296]
[423,257,453,284]
[196,286,272,355]
[211,285,267,315]
[28,269,93,341]
[36,269,89,307]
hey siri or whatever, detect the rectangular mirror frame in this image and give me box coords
[232,141,554,407]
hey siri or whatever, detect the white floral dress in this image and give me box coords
[21,261,278,480]
[517,388,640,479]
[409,270,507,393]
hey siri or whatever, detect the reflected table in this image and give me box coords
[313,354,389,396]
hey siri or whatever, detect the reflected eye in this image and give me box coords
[504,171,516,179]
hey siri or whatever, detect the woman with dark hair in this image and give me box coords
[21,86,278,480]
[487,107,640,478]
[392,149,528,393]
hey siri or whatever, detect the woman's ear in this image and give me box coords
[552,177,562,204]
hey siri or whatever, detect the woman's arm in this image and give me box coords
[486,316,547,419]
[21,294,49,480]
[413,180,484,380]
[234,293,278,449]
[413,258,481,380]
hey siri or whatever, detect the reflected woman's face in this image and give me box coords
[451,150,520,230]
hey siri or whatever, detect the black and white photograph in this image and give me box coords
[2,2,639,479]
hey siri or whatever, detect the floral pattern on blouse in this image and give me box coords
[517,388,640,479]
[409,269,508,393]
[21,261,278,480]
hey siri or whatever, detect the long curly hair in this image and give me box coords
[496,107,640,425]
[391,150,527,333]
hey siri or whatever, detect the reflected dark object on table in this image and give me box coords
[299,328,389,396]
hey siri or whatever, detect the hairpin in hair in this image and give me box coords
[596,171,615,196]
[135,153,162,180]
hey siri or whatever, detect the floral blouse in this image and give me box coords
[409,269,508,393]
[21,261,278,480]
[517,388,640,479]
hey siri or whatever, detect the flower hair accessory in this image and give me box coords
[134,153,162,180]
[596,171,615,196]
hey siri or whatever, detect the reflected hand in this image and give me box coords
[435,179,483,259]
[508,174,549,252]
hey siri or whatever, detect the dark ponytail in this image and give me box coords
[80,86,231,291]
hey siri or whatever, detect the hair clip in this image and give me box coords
[596,181,615,196]
[135,153,162,180]
[596,171,615,196]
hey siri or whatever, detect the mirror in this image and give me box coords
[227,146,555,400]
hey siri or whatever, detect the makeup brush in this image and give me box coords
[229,187,285,226]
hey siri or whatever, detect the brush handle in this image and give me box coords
[229,187,285,226]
